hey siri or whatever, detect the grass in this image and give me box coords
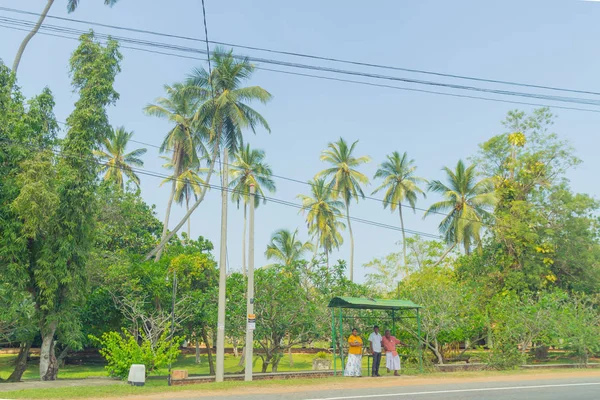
[3,367,600,399]
[0,352,331,380]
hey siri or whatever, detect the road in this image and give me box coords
[162,375,600,400]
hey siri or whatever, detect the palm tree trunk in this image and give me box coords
[155,178,177,262]
[242,203,247,276]
[12,0,55,73]
[186,197,191,242]
[433,243,456,267]
[399,206,407,269]
[145,140,220,261]
[345,199,355,282]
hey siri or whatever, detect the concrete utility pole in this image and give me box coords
[245,184,256,381]
[215,147,229,382]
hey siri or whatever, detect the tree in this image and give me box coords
[316,138,371,281]
[9,33,122,381]
[372,151,427,266]
[144,83,206,261]
[12,0,119,73]
[0,62,59,382]
[229,144,276,274]
[265,229,314,267]
[160,157,207,241]
[297,178,346,267]
[145,49,272,260]
[424,160,496,261]
[94,126,146,190]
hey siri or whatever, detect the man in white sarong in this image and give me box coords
[381,329,406,376]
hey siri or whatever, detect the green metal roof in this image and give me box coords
[327,296,422,310]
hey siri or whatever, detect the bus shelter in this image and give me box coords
[328,296,423,375]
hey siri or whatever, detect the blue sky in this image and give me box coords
[2,0,599,282]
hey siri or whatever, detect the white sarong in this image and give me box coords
[344,354,362,377]
[385,352,401,370]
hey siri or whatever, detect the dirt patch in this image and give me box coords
[91,369,600,400]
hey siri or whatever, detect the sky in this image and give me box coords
[2,0,600,282]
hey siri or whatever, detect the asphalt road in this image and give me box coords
[172,376,600,400]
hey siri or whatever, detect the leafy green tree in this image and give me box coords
[372,151,427,266]
[297,178,346,267]
[425,160,496,260]
[229,144,276,274]
[146,49,272,260]
[94,126,146,189]
[9,33,122,380]
[0,62,59,382]
[145,83,206,261]
[316,138,371,281]
[12,0,119,73]
[265,229,313,266]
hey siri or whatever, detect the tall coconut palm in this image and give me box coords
[424,160,496,264]
[229,144,276,275]
[94,126,146,190]
[297,178,346,267]
[160,157,208,241]
[12,0,119,73]
[372,151,427,267]
[265,229,314,267]
[316,138,370,281]
[144,83,206,261]
[145,49,272,261]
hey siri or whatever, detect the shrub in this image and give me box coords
[315,351,329,360]
[90,328,183,379]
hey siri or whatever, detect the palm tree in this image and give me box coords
[94,126,146,190]
[160,157,207,241]
[229,144,276,275]
[424,160,496,264]
[297,178,346,267]
[316,138,370,281]
[12,0,119,73]
[372,151,427,267]
[144,83,207,261]
[145,48,272,261]
[265,229,314,267]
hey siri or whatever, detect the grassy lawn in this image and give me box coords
[0,352,335,380]
[3,368,600,399]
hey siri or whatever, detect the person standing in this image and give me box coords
[344,328,363,377]
[368,325,383,377]
[382,329,406,376]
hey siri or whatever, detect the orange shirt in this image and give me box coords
[347,335,363,355]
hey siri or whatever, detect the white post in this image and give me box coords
[216,147,229,382]
[245,184,256,381]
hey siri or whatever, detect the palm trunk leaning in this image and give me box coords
[12,0,55,73]
[345,199,355,282]
[145,140,220,261]
[242,203,247,276]
[155,178,177,261]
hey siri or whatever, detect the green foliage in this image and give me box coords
[556,295,600,365]
[315,351,328,360]
[90,329,183,379]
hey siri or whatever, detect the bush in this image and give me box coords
[90,329,183,379]
[315,351,328,359]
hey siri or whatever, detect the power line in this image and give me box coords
[2,5,600,97]
[3,15,600,109]
[0,137,443,241]
[2,21,600,114]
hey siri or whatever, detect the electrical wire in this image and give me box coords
[2,15,600,108]
[2,5,600,97]
[2,21,600,114]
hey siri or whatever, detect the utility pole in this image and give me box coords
[216,147,229,382]
[245,184,256,381]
